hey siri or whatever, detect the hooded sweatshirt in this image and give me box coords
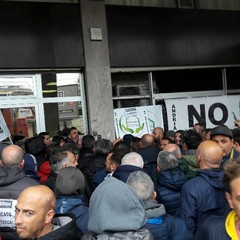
[143,200,193,240]
[83,177,153,239]
[195,210,234,240]
[226,210,239,239]
[39,213,78,240]
[177,168,229,234]
[55,167,89,235]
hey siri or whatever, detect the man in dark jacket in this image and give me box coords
[156,151,188,215]
[15,185,78,240]
[0,145,39,240]
[112,152,145,182]
[77,134,95,171]
[195,158,240,239]
[177,140,229,235]
[127,171,193,240]
[137,134,160,181]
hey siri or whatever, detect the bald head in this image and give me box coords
[18,185,56,211]
[141,134,155,147]
[15,185,56,239]
[197,140,224,169]
[164,143,182,158]
[2,145,24,166]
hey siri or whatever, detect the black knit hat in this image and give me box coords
[210,125,233,139]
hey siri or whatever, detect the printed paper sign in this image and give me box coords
[114,105,163,138]
[0,111,11,142]
[18,108,33,118]
[0,199,17,228]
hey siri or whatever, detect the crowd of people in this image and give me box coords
[1,121,240,239]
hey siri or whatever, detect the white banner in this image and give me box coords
[0,199,17,228]
[165,95,240,130]
[114,105,163,138]
[0,111,11,142]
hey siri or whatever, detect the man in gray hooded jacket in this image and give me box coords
[0,145,39,240]
[82,177,153,239]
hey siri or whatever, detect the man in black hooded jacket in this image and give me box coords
[15,185,78,240]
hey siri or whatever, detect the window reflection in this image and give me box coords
[0,72,86,136]
[42,73,81,98]
[0,76,34,96]
[2,107,36,138]
[44,102,83,136]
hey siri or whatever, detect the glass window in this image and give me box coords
[0,75,35,96]
[226,67,240,90]
[153,68,223,93]
[43,101,84,136]
[42,73,81,98]
[112,72,151,108]
[1,107,37,138]
[0,72,87,137]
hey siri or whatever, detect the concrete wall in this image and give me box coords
[80,0,115,140]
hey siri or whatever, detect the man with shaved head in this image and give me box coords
[15,185,78,240]
[177,140,229,236]
[137,134,160,182]
[0,145,39,240]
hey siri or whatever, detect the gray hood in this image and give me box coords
[88,177,147,234]
[55,167,85,196]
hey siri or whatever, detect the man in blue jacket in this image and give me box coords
[177,140,229,235]
[195,158,240,239]
[127,171,193,240]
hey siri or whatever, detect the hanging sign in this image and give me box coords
[0,111,11,142]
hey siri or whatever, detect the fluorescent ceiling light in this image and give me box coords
[42,90,57,93]
[46,82,57,86]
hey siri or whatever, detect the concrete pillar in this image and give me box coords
[80,0,115,141]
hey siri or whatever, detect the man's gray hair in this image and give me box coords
[50,150,72,173]
[164,143,181,158]
[157,151,178,171]
[126,171,154,201]
[121,152,144,168]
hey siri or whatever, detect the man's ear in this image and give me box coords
[0,160,3,167]
[152,191,157,200]
[226,192,234,209]
[19,159,24,169]
[196,153,201,166]
[111,163,117,172]
[233,141,240,149]
[45,209,54,224]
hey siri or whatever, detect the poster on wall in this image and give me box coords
[165,95,240,131]
[114,105,163,138]
[0,111,11,142]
